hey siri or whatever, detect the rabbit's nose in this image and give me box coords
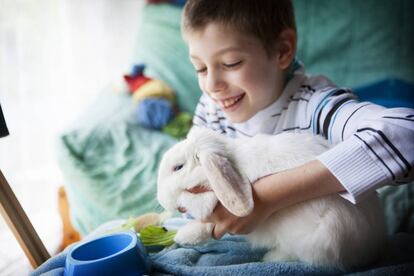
[178,206,187,213]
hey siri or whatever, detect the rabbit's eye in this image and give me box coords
[173,164,184,172]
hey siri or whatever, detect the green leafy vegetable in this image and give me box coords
[139,225,176,247]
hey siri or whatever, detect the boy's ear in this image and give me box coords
[276,29,297,70]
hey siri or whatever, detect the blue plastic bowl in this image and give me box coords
[64,231,150,276]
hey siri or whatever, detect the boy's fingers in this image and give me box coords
[203,203,225,223]
[211,224,226,240]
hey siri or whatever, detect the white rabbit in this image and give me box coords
[157,127,387,269]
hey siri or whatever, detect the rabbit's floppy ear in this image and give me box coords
[198,150,253,217]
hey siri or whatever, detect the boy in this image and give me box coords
[182,0,414,239]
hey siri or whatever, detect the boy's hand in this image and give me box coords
[205,177,274,240]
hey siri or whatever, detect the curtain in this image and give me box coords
[0,0,143,273]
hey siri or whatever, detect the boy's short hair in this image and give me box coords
[182,0,296,55]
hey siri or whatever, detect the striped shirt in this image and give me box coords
[192,66,414,203]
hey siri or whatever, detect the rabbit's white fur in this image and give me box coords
[157,128,387,269]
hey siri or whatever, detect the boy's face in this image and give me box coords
[186,23,286,123]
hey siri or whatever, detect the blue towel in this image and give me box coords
[150,235,340,276]
[31,251,66,276]
[31,233,414,276]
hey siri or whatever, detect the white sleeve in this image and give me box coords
[305,88,414,203]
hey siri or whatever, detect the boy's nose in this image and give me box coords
[205,72,227,93]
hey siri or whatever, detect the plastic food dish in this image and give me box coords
[64,231,150,276]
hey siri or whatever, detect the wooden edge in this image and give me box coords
[58,186,81,251]
[0,169,50,268]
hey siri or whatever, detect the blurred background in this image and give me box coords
[0,0,143,274]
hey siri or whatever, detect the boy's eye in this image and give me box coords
[223,60,242,68]
[173,164,184,172]
[196,67,207,74]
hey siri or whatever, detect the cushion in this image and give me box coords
[294,0,414,87]
[353,78,414,108]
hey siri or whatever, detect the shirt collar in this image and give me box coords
[232,63,306,137]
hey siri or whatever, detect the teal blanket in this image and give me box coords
[58,89,177,234]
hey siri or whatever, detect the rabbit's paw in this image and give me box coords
[263,248,297,262]
[174,221,214,245]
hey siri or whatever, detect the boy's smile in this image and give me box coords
[185,23,286,123]
[215,93,245,111]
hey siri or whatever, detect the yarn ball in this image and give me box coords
[132,79,175,105]
[130,64,145,77]
[124,63,151,92]
[136,98,174,129]
[125,75,151,93]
